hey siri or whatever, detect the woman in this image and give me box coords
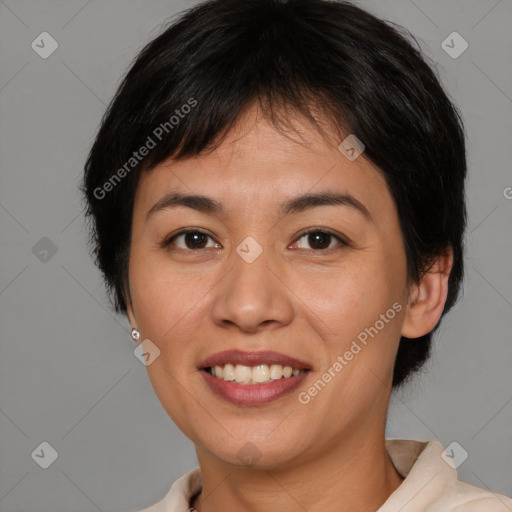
[82,0,512,510]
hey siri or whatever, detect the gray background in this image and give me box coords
[0,0,511,510]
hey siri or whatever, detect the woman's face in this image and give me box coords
[126,106,411,468]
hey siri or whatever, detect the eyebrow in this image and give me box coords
[146,191,372,222]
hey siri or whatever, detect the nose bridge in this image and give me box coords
[210,234,293,331]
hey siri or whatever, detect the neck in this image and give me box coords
[191,430,404,512]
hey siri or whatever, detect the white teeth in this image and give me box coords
[269,364,283,380]
[223,363,236,381]
[252,364,270,383]
[208,363,306,384]
[235,364,252,383]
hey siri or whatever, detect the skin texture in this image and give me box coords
[126,104,452,512]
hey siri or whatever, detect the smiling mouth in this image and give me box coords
[203,363,309,385]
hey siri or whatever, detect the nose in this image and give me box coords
[210,244,294,333]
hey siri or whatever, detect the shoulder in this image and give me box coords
[132,467,202,512]
[429,479,512,511]
[381,439,512,512]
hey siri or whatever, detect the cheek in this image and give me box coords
[128,252,209,432]
[129,246,198,335]
[288,254,406,398]
[288,254,403,339]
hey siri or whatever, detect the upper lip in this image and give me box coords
[198,350,312,370]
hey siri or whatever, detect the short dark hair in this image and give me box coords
[81,0,467,389]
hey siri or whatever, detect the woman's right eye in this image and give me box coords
[162,230,221,251]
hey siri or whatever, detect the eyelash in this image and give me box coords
[160,227,349,253]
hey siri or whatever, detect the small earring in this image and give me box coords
[131,328,140,342]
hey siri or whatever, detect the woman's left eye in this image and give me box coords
[292,230,347,251]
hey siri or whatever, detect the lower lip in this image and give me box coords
[200,369,310,406]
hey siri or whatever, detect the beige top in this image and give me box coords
[135,439,512,511]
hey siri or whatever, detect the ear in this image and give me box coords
[401,248,454,339]
[124,282,137,329]
[126,300,137,329]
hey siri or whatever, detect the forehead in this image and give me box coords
[134,105,393,219]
